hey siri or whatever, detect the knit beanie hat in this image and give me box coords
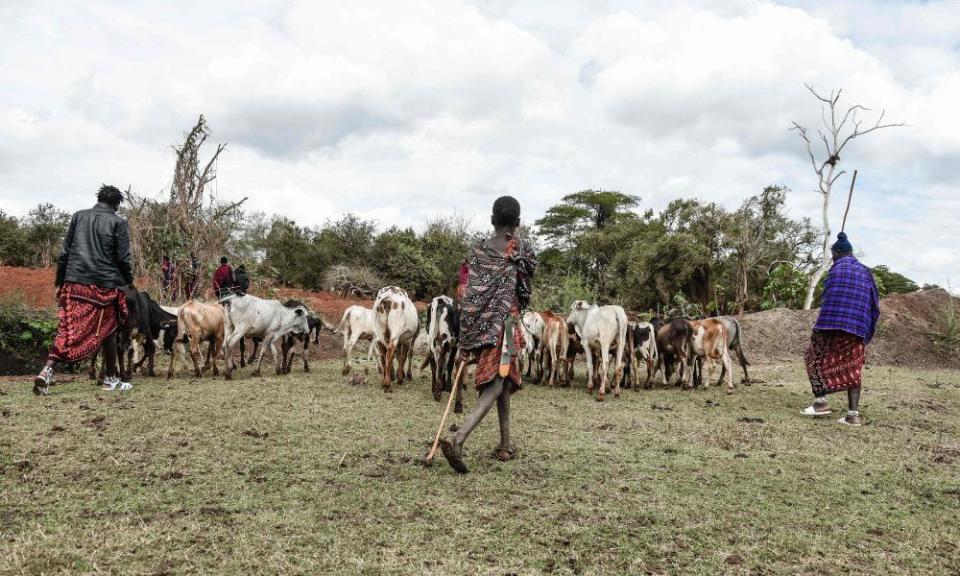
[831,232,853,254]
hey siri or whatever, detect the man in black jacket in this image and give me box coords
[33,185,134,395]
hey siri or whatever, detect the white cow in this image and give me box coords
[373,286,420,392]
[519,310,545,380]
[568,300,628,401]
[336,305,378,375]
[221,294,311,379]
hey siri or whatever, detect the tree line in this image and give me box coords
[0,116,928,314]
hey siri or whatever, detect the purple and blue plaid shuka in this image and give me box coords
[813,255,881,344]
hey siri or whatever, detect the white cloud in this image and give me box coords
[0,0,957,287]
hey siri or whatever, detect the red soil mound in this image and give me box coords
[738,288,959,370]
[0,266,57,309]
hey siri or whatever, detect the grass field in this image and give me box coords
[2,360,959,575]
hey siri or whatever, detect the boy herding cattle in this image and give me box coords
[440,196,537,474]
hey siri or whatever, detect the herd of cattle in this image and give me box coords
[100,286,751,404]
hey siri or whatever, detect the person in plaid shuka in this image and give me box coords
[801,232,880,427]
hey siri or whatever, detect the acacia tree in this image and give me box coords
[791,85,903,309]
[24,203,71,267]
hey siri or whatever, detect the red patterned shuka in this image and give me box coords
[48,283,128,364]
[804,330,866,397]
[459,235,537,393]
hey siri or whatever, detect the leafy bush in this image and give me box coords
[530,273,593,313]
[0,294,57,374]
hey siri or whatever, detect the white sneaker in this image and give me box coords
[102,376,132,391]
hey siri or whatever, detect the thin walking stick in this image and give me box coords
[423,359,467,466]
[841,169,858,234]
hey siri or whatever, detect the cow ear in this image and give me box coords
[295,308,304,316]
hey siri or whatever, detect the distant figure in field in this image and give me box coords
[456,258,469,301]
[183,252,200,300]
[34,185,133,395]
[161,255,175,298]
[440,196,537,473]
[801,232,880,426]
[212,256,234,299]
[233,263,250,295]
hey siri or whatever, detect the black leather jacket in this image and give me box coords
[55,203,134,289]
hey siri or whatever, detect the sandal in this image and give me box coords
[440,437,468,474]
[492,444,518,461]
[801,404,832,417]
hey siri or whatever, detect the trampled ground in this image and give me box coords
[2,359,959,575]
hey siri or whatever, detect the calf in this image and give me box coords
[624,321,659,389]
[654,319,693,387]
[336,305,378,375]
[222,294,311,379]
[424,296,460,403]
[538,311,569,387]
[167,300,226,378]
[568,301,628,401]
[373,286,420,392]
[689,318,734,393]
[118,288,177,379]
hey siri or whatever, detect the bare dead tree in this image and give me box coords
[124,115,246,303]
[791,84,904,310]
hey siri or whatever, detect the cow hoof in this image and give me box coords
[614,392,620,399]
[224,373,233,381]
[596,394,605,402]
[252,371,261,378]
[383,386,393,394]
[342,366,351,376]
[454,404,463,414]
[726,388,734,395]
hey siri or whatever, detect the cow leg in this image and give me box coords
[382,342,395,392]
[585,346,596,398]
[722,350,734,394]
[301,335,310,373]
[429,352,441,401]
[396,343,409,386]
[734,343,751,384]
[342,333,355,375]
[165,337,177,379]
[239,338,246,368]
[188,336,204,377]
[598,345,610,401]
[223,325,247,380]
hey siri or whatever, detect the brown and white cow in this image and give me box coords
[689,318,735,394]
[625,321,659,389]
[373,286,420,392]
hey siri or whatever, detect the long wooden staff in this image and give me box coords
[423,359,467,465]
[840,169,858,233]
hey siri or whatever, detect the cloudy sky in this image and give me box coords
[1,0,957,286]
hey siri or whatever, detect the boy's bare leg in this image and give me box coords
[441,377,503,473]
[495,379,515,459]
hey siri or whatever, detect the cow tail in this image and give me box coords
[335,310,350,335]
